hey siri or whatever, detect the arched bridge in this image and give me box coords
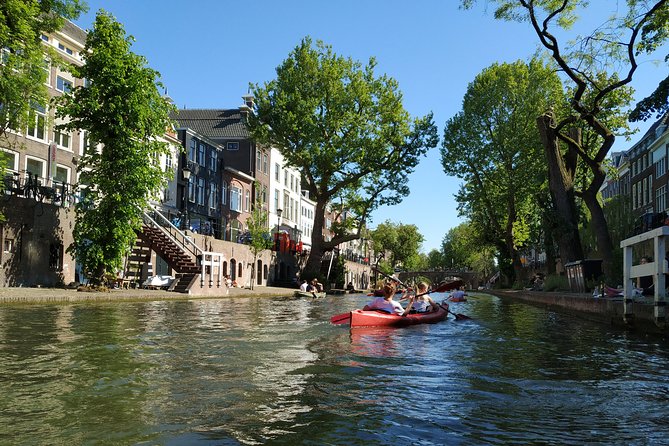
[398,270,479,289]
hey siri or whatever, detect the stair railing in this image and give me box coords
[142,208,203,259]
[142,208,224,289]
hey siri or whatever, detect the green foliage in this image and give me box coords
[54,11,175,282]
[245,186,273,289]
[248,37,438,271]
[461,0,669,278]
[426,249,444,270]
[0,0,86,222]
[370,220,424,270]
[441,221,496,282]
[441,59,564,280]
[0,0,86,140]
[542,274,570,292]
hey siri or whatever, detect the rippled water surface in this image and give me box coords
[1,292,668,445]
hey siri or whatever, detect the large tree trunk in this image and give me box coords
[505,196,523,285]
[582,172,615,279]
[536,112,584,264]
[304,200,327,276]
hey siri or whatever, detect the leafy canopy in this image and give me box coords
[371,220,424,271]
[248,37,438,255]
[442,59,564,256]
[54,10,175,282]
[0,0,87,139]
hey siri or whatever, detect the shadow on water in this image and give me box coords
[0,293,668,445]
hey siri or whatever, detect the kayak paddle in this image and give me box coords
[330,312,351,325]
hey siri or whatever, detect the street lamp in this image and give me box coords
[277,208,283,232]
[182,164,191,231]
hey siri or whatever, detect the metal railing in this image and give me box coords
[620,225,668,327]
[143,207,224,289]
[3,170,80,207]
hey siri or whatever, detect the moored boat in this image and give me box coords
[294,290,327,299]
[343,303,449,327]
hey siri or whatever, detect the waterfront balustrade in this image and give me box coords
[620,225,669,327]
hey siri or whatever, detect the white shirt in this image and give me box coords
[367,297,404,315]
[300,282,308,292]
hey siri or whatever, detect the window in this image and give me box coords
[56,76,72,93]
[3,238,14,253]
[189,138,197,162]
[263,154,268,174]
[210,148,217,172]
[656,157,666,177]
[26,104,46,141]
[230,219,241,243]
[165,153,173,172]
[198,142,205,165]
[41,34,49,42]
[54,165,70,184]
[230,186,242,212]
[188,176,195,202]
[275,163,280,181]
[256,151,262,172]
[221,181,228,205]
[55,129,71,149]
[2,150,18,172]
[209,183,218,209]
[274,189,279,212]
[283,192,289,220]
[284,170,288,186]
[57,42,74,56]
[25,157,45,179]
[197,178,205,205]
[656,185,667,212]
[49,243,63,270]
[245,189,250,212]
[227,141,239,151]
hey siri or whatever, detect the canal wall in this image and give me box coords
[485,290,667,336]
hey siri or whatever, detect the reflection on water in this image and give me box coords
[0,293,668,445]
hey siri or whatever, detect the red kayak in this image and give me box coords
[331,303,449,327]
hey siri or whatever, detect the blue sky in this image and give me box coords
[74,1,666,253]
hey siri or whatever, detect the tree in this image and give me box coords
[461,0,669,278]
[442,59,564,283]
[248,37,438,277]
[54,11,175,284]
[426,249,444,270]
[245,188,273,290]
[0,0,86,198]
[370,220,424,271]
[441,222,496,284]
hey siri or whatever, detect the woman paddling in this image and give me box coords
[364,282,410,316]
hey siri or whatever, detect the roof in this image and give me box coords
[627,111,669,157]
[60,19,87,45]
[172,109,250,139]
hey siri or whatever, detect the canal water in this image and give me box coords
[1,292,668,445]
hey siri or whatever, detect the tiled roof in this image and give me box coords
[172,109,250,139]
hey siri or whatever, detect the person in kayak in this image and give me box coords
[405,282,439,313]
[364,282,410,315]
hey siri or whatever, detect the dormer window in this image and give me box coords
[227,142,239,151]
